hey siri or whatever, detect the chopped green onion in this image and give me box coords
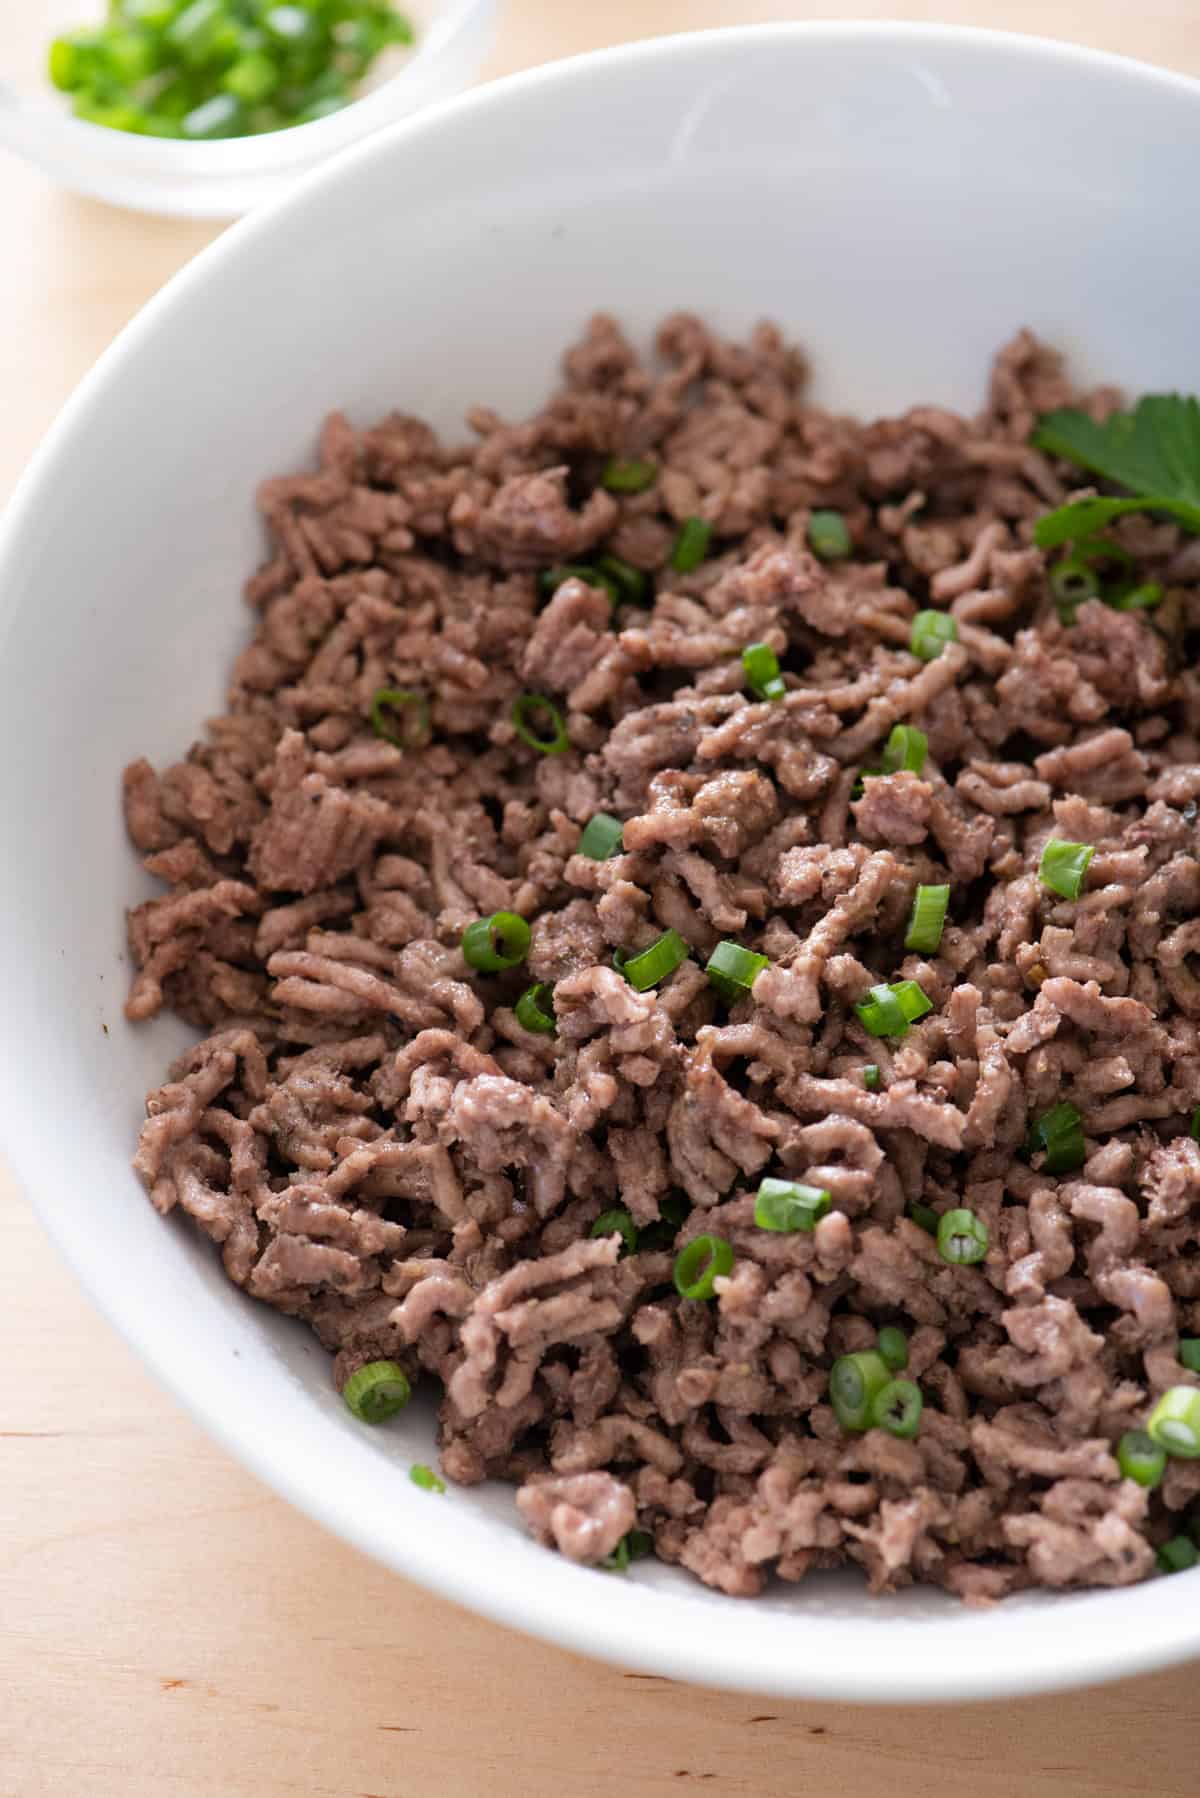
[862,1064,881,1091]
[600,1528,654,1573]
[808,509,852,562]
[1026,1102,1086,1174]
[48,0,417,140]
[515,982,556,1034]
[73,94,153,131]
[166,0,229,64]
[742,641,785,701]
[1110,580,1164,612]
[600,457,657,494]
[342,1360,411,1424]
[369,686,429,749]
[47,38,78,93]
[124,0,178,25]
[619,929,689,992]
[740,641,778,688]
[706,940,769,1004]
[870,1378,923,1439]
[671,516,712,574]
[910,610,958,661]
[673,1234,734,1300]
[578,812,624,860]
[379,12,417,47]
[512,692,569,755]
[600,1539,629,1574]
[1117,1429,1166,1489]
[893,980,933,1022]
[753,1177,831,1233]
[910,1202,939,1236]
[855,979,932,1039]
[1149,1387,1200,1458]
[1158,1536,1198,1575]
[829,1350,891,1433]
[264,4,319,49]
[591,1208,638,1257]
[595,553,649,605]
[904,883,950,955]
[877,1326,909,1373]
[1049,559,1101,608]
[879,723,928,776]
[1039,838,1095,901]
[409,1462,446,1494]
[539,564,621,607]
[936,1207,989,1267]
[855,983,908,1038]
[107,27,163,85]
[48,33,97,92]
[461,911,531,973]
[182,91,244,138]
[223,50,280,103]
[1182,1341,1200,1376]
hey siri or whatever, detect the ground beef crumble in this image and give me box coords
[124,314,1200,1602]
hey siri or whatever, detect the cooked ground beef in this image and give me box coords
[124,315,1200,1603]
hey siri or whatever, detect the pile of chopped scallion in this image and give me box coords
[49,0,415,139]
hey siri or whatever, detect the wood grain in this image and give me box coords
[3,6,1200,1794]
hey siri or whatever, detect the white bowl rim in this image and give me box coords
[5,20,1200,1703]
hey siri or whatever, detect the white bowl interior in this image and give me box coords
[3,23,1200,1700]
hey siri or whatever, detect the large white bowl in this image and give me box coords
[3,23,1200,1703]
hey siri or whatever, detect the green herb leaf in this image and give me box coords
[1032,396,1200,540]
[1032,495,1191,548]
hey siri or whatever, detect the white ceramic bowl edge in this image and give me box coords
[3,24,1200,1699]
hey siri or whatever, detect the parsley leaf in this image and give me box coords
[1032,395,1200,544]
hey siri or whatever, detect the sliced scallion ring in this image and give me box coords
[870,1378,923,1439]
[590,1208,639,1257]
[673,1234,734,1300]
[1117,1429,1166,1488]
[807,509,852,561]
[578,812,624,860]
[369,686,430,749]
[342,1360,411,1424]
[904,884,950,955]
[461,911,531,973]
[1039,838,1094,900]
[830,1351,891,1433]
[753,1177,831,1233]
[671,516,712,573]
[1026,1101,1086,1174]
[910,609,957,661]
[706,940,769,1004]
[515,982,556,1034]
[936,1207,989,1267]
[1147,1387,1200,1459]
[600,456,657,494]
[512,692,570,755]
[879,723,928,776]
[619,929,689,992]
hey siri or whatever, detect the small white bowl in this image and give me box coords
[3,23,1200,1701]
[0,0,496,215]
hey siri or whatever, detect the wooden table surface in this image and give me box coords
[4,5,1200,1794]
